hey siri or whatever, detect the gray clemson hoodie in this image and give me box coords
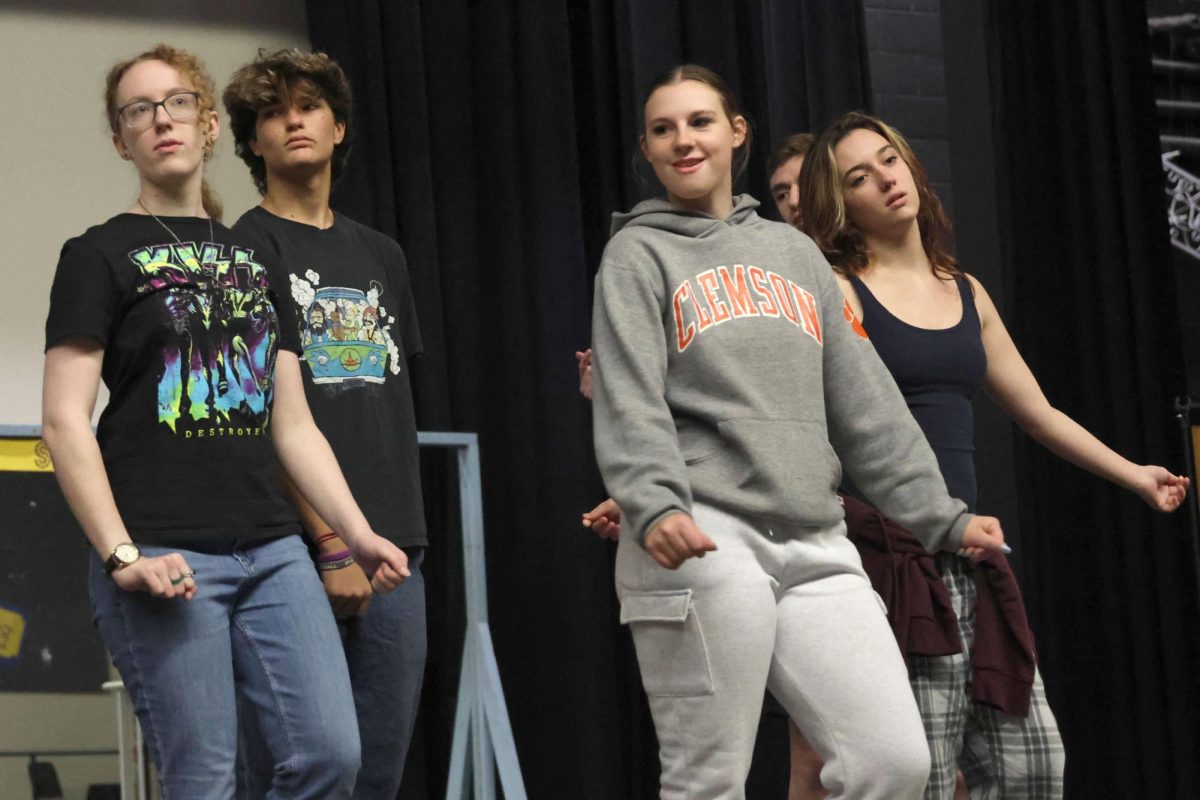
[591,194,970,551]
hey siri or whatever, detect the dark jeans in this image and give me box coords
[238,547,427,800]
[343,547,428,799]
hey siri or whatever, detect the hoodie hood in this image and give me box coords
[592,188,970,553]
[610,193,761,238]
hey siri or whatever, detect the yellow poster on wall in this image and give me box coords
[0,437,53,472]
[0,606,26,660]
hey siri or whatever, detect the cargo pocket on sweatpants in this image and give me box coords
[620,589,714,697]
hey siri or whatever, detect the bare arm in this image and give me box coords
[42,340,195,599]
[271,351,410,589]
[279,471,373,617]
[972,274,1188,511]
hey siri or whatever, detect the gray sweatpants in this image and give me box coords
[616,502,931,800]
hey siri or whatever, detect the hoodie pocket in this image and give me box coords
[678,424,722,465]
[689,419,842,517]
[620,589,713,697]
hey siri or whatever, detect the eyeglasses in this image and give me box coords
[116,92,202,131]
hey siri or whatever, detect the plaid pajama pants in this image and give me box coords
[908,553,1066,800]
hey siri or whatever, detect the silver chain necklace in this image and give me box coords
[138,198,214,253]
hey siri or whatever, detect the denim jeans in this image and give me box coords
[238,547,427,800]
[89,534,360,800]
[343,547,427,798]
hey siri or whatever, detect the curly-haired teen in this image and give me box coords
[224,49,427,800]
[42,44,409,800]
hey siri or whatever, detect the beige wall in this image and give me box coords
[0,1,308,426]
[0,4,308,797]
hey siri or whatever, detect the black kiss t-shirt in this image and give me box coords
[233,207,426,547]
[44,213,301,545]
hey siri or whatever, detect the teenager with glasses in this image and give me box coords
[41,44,409,799]
[117,91,203,129]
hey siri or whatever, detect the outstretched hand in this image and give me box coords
[582,497,622,540]
[348,534,410,593]
[575,349,594,400]
[958,514,1007,561]
[645,513,717,569]
[1131,465,1190,513]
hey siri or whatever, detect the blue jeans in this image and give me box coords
[239,547,427,800]
[343,547,427,798]
[89,534,360,800]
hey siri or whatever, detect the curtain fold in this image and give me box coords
[986,0,1200,796]
[304,1,870,795]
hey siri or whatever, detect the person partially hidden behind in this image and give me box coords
[224,49,428,799]
[43,44,409,800]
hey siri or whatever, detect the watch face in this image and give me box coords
[113,543,139,565]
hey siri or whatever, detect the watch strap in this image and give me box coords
[104,543,139,576]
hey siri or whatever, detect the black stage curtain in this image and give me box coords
[986,0,1200,796]
[304,1,869,796]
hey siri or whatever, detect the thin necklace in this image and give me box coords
[138,197,215,252]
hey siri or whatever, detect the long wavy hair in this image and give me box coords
[798,111,958,278]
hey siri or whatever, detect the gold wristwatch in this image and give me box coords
[103,542,141,576]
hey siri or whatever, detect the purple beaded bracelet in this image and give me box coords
[317,548,352,564]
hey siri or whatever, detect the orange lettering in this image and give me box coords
[748,266,779,317]
[790,283,822,345]
[690,278,715,331]
[673,282,697,351]
[697,270,731,324]
[718,266,759,318]
[843,300,869,339]
[770,273,799,325]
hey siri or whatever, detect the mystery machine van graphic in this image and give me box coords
[301,286,388,384]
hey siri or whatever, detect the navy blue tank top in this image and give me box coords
[849,274,988,510]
